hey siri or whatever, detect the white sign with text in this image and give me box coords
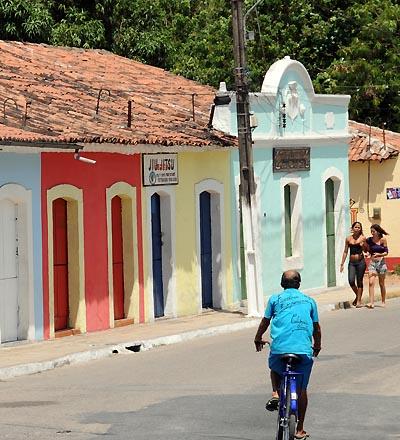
[143,154,178,186]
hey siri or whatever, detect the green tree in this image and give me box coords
[244,0,359,89]
[0,0,53,41]
[315,0,400,130]
[49,1,106,48]
[169,0,234,86]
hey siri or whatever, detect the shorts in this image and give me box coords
[269,353,314,390]
[368,258,387,275]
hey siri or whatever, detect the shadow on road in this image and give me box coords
[84,392,400,440]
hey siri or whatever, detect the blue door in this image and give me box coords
[200,191,213,308]
[151,193,164,317]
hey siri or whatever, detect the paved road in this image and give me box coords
[0,299,399,439]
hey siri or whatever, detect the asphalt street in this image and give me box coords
[0,299,399,440]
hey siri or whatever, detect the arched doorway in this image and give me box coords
[151,193,164,318]
[195,179,225,311]
[111,196,125,321]
[52,198,69,331]
[325,178,336,287]
[0,199,19,342]
[47,184,86,338]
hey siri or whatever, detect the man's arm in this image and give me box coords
[254,317,271,352]
[312,322,322,357]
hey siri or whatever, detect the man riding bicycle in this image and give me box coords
[254,270,322,440]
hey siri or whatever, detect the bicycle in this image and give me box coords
[275,353,302,440]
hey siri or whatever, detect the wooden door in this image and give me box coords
[53,198,69,331]
[0,199,19,342]
[112,196,125,320]
[325,179,336,287]
[200,191,213,308]
[151,193,164,318]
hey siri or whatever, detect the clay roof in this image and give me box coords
[0,40,235,150]
[349,120,400,162]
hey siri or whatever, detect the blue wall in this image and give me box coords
[230,145,349,302]
[0,153,43,339]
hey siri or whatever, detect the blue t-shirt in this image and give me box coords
[264,288,319,356]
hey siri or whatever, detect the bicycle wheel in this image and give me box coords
[284,379,296,440]
[276,413,284,440]
[288,414,296,440]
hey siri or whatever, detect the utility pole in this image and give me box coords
[231,0,264,316]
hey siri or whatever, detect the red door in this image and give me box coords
[112,196,125,320]
[53,198,69,331]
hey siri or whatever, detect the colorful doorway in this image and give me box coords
[200,191,213,308]
[0,199,19,342]
[325,178,336,287]
[52,198,69,331]
[151,193,164,318]
[111,196,125,321]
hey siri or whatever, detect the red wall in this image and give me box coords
[41,152,144,338]
[385,257,400,272]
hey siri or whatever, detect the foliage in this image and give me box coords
[0,0,53,41]
[1,0,400,130]
[50,3,106,48]
[314,0,400,130]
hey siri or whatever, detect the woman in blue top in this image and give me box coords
[366,224,389,308]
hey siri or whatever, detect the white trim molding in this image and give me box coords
[46,184,86,338]
[280,174,304,271]
[0,183,35,343]
[145,186,177,320]
[195,179,226,313]
[106,182,139,328]
[321,167,346,287]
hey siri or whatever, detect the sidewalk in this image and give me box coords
[1,283,399,381]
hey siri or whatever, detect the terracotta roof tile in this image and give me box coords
[349,120,400,162]
[0,41,235,149]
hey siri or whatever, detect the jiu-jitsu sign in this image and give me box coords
[143,154,178,186]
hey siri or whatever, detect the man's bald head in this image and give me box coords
[280,270,301,290]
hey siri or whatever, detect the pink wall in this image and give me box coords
[41,152,144,337]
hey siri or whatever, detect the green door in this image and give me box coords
[284,185,292,257]
[325,179,336,287]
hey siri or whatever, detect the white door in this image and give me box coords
[0,199,19,342]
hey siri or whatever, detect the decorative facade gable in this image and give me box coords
[212,56,350,146]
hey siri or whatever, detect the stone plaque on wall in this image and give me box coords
[273,147,310,172]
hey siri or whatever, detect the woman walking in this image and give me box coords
[340,222,367,307]
[366,224,389,308]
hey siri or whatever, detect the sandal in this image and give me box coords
[366,303,375,309]
[265,397,279,411]
[295,433,310,439]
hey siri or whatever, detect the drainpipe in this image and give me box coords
[367,120,372,218]
[367,160,371,218]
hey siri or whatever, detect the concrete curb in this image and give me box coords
[2,293,399,381]
[0,319,260,381]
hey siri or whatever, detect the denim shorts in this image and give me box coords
[269,353,314,390]
[368,258,387,275]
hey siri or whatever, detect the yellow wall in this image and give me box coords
[175,151,233,316]
[142,150,234,320]
[350,157,400,257]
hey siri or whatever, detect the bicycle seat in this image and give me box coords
[279,353,301,364]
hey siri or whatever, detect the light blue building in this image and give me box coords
[0,153,43,343]
[212,56,351,305]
